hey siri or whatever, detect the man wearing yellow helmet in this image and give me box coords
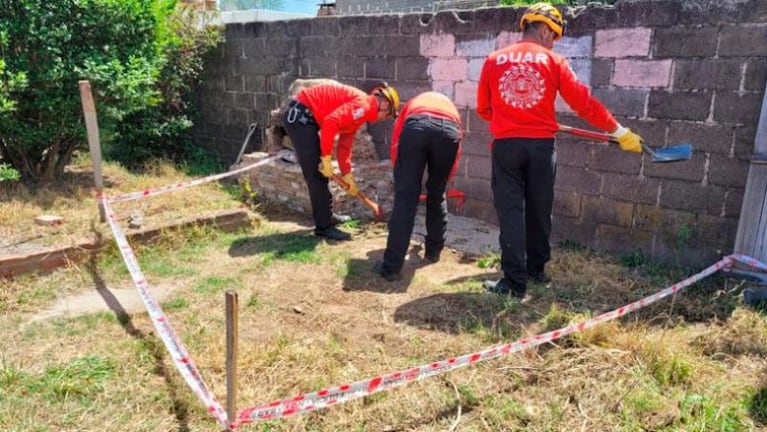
[284,81,399,241]
[476,2,644,298]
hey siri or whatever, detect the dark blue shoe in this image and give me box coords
[483,278,526,298]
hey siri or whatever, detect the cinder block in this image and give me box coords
[338,59,364,79]
[724,188,744,219]
[551,216,597,247]
[455,35,495,58]
[568,59,592,86]
[714,92,763,124]
[697,214,739,248]
[555,166,602,195]
[595,28,652,58]
[233,92,255,110]
[745,59,767,92]
[635,204,697,235]
[582,195,634,227]
[244,76,267,93]
[592,88,648,117]
[554,36,593,59]
[308,58,336,77]
[495,31,521,50]
[263,38,296,57]
[463,131,492,156]
[466,155,492,180]
[659,181,726,214]
[588,145,642,175]
[708,156,749,188]
[591,59,613,87]
[453,176,492,202]
[396,58,429,81]
[420,33,455,57]
[553,190,581,218]
[428,58,468,82]
[648,91,711,121]
[454,81,478,108]
[461,198,498,225]
[674,60,743,90]
[365,58,396,80]
[555,139,591,168]
[668,121,734,155]
[431,81,455,100]
[596,224,653,255]
[653,27,718,58]
[734,125,757,159]
[613,60,672,88]
[467,58,485,82]
[644,153,706,182]
[466,110,489,134]
[602,174,660,205]
[719,24,767,57]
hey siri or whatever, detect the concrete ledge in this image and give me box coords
[0,208,253,278]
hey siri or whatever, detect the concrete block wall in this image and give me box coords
[196,0,767,265]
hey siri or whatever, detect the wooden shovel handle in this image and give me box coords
[331,174,383,221]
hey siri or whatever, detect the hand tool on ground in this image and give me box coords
[230,123,259,170]
[331,174,383,221]
[558,124,693,163]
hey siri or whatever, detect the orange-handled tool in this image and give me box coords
[331,174,384,221]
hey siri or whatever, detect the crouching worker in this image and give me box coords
[283,81,400,241]
[376,92,462,281]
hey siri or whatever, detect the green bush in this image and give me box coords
[0,1,221,182]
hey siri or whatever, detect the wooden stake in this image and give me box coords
[225,291,239,430]
[78,80,106,222]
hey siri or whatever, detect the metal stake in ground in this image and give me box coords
[78,80,106,222]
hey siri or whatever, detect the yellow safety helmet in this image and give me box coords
[372,82,400,117]
[519,2,565,40]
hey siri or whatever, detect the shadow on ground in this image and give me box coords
[342,246,429,294]
[227,229,320,259]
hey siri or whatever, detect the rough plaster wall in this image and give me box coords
[195,0,767,265]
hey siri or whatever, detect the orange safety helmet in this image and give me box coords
[372,82,400,117]
[519,2,565,40]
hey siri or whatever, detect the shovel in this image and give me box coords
[331,174,384,221]
[558,124,692,163]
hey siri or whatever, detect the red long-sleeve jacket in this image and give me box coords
[295,84,379,174]
[391,92,463,180]
[477,41,618,139]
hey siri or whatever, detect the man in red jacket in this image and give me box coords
[283,82,399,241]
[375,92,462,281]
[476,2,643,297]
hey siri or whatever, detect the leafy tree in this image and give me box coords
[0,0,221,183]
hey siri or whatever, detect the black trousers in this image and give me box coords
[382,115,460,273]
[491,138,556,287]
[282,101,333,231]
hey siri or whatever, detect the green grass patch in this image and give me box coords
[161,297,188,310]
[2,355,115,402]
[193,276,238,294]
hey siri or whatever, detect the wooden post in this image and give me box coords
[734,80,767,262]
[225,291,239,430]
[78,80,106,222]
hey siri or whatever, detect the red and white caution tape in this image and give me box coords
[107,155,279,204]
[232,254,763,428]
[101,197,229,428]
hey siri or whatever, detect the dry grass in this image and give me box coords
[1,164,766,431]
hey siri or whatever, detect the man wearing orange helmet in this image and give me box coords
[375,91,463,281]
[476,2,644,298]
[284,81,399,241]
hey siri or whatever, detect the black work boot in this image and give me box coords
[424,249,441,263]
[374,261,402,282]
[527,271,550,284]
[315,226,351,241]
[483,278,526,298]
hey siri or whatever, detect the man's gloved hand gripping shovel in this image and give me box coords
[558,124,693,162]
[331,173,384,221]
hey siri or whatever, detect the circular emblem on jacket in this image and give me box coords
[499,64,545,109]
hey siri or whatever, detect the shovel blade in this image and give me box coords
[643,143,693,163]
